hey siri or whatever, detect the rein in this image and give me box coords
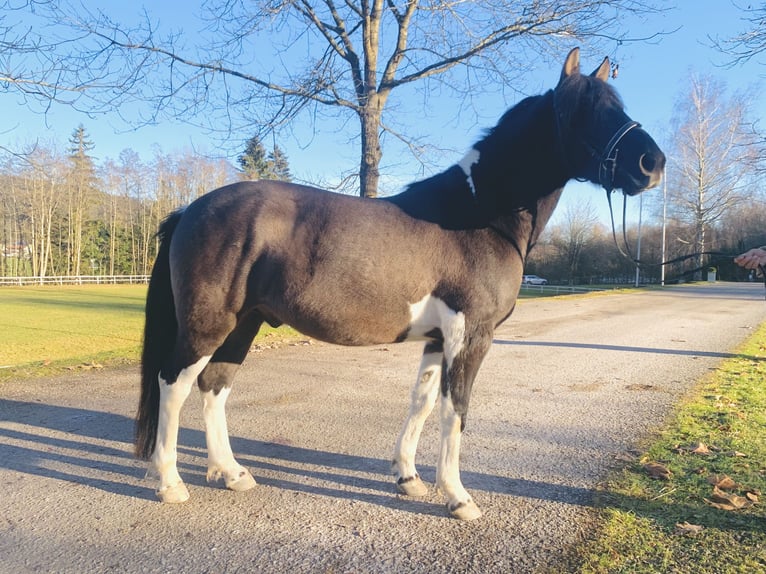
[552,93,766,297]
[605,190,766,298]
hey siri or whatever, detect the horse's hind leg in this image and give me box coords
[392,341,443,497]
[153,354,212,503]
[198,313,263,493]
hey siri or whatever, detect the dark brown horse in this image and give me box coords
[136,48,665,520]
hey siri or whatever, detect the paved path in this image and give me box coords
[2,283,765,573]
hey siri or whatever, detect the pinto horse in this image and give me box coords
[135,48,665,520]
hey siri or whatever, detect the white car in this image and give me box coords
[522,274,548,285]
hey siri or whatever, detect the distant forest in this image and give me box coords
[1,127,764,284]
[0,129,289,278]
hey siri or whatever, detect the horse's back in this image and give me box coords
[168,181,450,345]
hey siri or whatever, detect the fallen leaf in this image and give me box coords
[674,522,704,536]
[706,475,738,490]
[745,491,759,503]
[676,442,712,455]
[644,462,672,480]
[705,486,754,511]
[691,442,712,455]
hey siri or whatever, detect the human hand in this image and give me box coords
[734,248,766,270]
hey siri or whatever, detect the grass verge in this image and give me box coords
[0,284,300,382]
[569,322,766,573]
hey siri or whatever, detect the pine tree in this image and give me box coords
[268,145,291,181]
[238,136,292,181]
[67,124,98,276]
[238,136,271,180]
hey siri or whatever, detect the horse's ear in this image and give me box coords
[591,57,610,82]
[559,47,580,84]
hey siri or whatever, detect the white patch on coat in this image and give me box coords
[408,294,466,367]
[458,148,481,197]
[437,393,471,505]
[153,355,212,491]
[393,349,443,481]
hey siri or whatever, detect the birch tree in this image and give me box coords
[666,74,760,278]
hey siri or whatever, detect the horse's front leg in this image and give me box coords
[437,324,493,521]
[393,341,443,496]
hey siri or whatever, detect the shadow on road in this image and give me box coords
[494,339,765,361]
[2,397,764,533]
[1,398,593,513]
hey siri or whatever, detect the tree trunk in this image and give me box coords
[358,103,382,199]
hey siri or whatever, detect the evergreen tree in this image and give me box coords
[66,124,98,275]
[238,136,270,180]
[238,136,292,181]
[268,145,291,181]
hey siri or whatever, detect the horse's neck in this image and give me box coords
[489,187,564,259]
[388,91,568,239]
[385,167,483,229]
[474,91,568,256]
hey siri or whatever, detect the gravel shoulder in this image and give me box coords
[2,283,765,574]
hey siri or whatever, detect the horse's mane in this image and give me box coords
[553,73,624,133]
[387,73,625,228]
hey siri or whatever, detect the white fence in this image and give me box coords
[520,284,606,295]
[0,275,150,286]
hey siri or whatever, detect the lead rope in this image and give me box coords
[606,189,766,299]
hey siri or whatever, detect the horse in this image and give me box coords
[135,48,665,521]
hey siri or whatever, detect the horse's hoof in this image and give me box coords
[156,482,190,504]
[448,500,482,521]
[226,469,257,492]
[396,475,429,497]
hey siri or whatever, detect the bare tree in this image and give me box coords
[710,2,766,67]
[666,74,760,279]
[3,1,665,197]
[710,3,766,177]
[549,200,600,284]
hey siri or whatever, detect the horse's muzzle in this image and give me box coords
[638,150,666,190]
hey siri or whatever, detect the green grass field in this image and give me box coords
[1,285,146,376]
[0,284,297,380]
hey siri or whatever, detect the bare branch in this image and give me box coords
[709,3,766,68]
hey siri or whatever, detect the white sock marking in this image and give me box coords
[437,394,470,505]
[153,355,211,490]
[203,387,235,470]
[394,350,442,479]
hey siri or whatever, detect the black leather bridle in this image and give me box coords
[593,120,641,193]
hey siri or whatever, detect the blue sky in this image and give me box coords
[1,1,763,225]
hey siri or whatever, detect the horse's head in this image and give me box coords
[554,48,665,196]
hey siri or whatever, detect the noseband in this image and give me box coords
[595,120,640,193]
[552,91,640,194]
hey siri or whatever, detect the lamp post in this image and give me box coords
[634,192,643,287]
[660,175,667,286]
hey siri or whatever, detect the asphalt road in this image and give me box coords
[2,282,766,573]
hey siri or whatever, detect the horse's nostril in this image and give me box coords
[639,153,656,176]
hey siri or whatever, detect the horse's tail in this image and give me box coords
[135,209,184,460]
